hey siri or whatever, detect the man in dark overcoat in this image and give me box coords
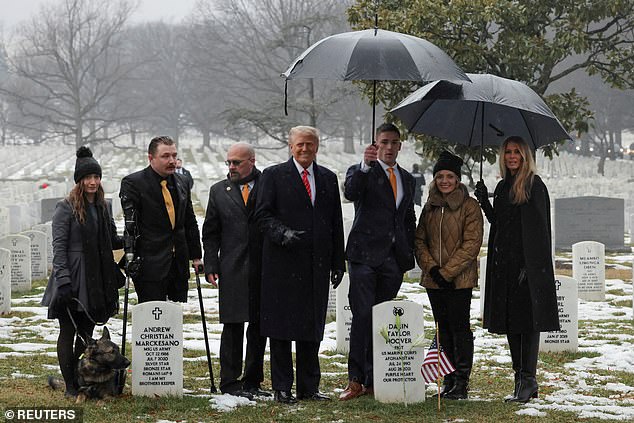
[119,136,202,303]
[340,123,417,400]
[255,126,345,404]
[176,158,194,190]
[202,142,268,399]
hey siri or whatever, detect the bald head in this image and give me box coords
[226,142,255,181]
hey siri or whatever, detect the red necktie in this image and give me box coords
[302,169,312,200]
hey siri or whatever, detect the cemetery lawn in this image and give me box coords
[2,264,633,422]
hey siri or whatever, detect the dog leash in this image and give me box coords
[65,298,108,346]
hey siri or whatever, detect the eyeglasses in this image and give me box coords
[225,159,244,166]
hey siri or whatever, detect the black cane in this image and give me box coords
[116,253,132,395]
[195,264,217,394]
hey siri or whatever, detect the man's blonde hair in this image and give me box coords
[289,126,320,144]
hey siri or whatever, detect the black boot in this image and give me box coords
[508,332,539,403]
[432,330,455,398]
[444,331,473,400]
[505,333,522,402]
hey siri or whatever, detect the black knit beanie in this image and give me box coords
[432,151,463,177]
[74,146,102,183]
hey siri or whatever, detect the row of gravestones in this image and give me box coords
[0,226,53,315]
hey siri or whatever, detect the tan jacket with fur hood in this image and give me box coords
[415,182,483,289]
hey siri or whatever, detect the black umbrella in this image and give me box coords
[282,26,470,143]
[390,73,572,176]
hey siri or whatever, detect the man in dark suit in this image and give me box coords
[176,158,194,190]
[255,126,345,404]
[340,123,416,401]
[119,136,202,303]
[202,142,268,400]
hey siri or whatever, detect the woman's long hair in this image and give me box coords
[67,180,106,224]
[498,136,536,205]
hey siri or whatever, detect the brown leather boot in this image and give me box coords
[339,381,364,401]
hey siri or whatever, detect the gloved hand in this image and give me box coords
[55,284,73,309]
[126,256,143,279]
[474,180,489,203]
[430,266,454,290]
[281,229,305,246]
[331,270,344,289]
[518,268,528,286]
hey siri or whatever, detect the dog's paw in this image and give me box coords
[75,393,87,404]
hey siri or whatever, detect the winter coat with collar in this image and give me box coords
[415,182,483,289]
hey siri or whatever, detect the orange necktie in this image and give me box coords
[241,184,250,205]
[160,180,176,229]
[387,167,397,201]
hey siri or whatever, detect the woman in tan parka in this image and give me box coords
[415,151,483,400]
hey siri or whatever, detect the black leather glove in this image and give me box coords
[126,256,143,279]
[54,284,73,309]
[281,229,305,246]
[475,180,494,222]
[331,270,344,289]
[518,268,528,286]
[430,266,454,290]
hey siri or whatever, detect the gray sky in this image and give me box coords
[1,0,198,33]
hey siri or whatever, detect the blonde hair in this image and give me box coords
[289,126,320,144]
[498,136,536,205]
[67,181,106,224]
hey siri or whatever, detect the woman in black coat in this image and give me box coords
[475,136,559,403]
[41,147,123,398]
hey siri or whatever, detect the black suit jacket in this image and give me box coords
[255,158,345,342]
[344,162,416,272]
[120,166,201,301]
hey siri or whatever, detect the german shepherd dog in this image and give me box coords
[49,327,130,402]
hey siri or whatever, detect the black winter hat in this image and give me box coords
[433,151,463,177]
[74,146,102,183]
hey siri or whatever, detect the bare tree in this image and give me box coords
[190,0,351,145]
[0,0,136,149]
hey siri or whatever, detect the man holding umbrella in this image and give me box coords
[341,123,416,400]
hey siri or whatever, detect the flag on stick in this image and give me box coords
[421,336,455,384]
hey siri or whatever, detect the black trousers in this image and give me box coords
[57,311,95,393]
[269,338,320,394]
[134,259,182,303]
[219,321,267,393]
[347,254,403,387]
[427,288,472,333]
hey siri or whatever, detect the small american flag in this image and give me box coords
[421,336,455,384]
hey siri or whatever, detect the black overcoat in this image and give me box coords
[254,159,345,342]
[483,175,560,333]
[119,167,201,301]
[42,199,123,321]
[202,171,262,323]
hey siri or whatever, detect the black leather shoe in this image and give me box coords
[297,391,331,401]
[274,390,297,404]
[245,387,272,397]
[227,389,254,401]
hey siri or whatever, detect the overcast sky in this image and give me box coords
[0,0,199,33]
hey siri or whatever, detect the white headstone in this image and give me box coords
[33,223,53,271]
[335,274,352,353]
[0,207,9,238]
[572,241,605,301]
[539,275,578,352]
[22,230,47,280]
[407,267,422,280]
[8,205,22,233]
[372,300,425,404]
[132,301,183,397]
[0,248,11,315]
[479,255,487,321]
[326,281,337,318]
[0,235,31,292]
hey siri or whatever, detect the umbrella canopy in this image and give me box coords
[282,28,470,142]
[283,28,469,82]
[390,73,571,150]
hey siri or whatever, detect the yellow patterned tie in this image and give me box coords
[388,167,397,201]
[160,180,175,229]
[241,184,250,205]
